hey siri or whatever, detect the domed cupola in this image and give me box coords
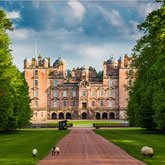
[107,55,114,64]
[118,56,122,63]
[24,57,30,63]
[42,57,48,63]
[24,57,31,68]
[53,56,64,66]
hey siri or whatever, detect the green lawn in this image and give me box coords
[47,120,120,127]
[0,129,70,165]
[94,128,165,165]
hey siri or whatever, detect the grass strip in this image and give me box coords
[94,128,165,165]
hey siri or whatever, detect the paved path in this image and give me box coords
[38,128,145,165]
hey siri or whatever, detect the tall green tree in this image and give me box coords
[66,69,72,78]
[96,71,103,78]
[0,9,32,131]
[127,2,165,130]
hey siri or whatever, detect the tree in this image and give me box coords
[127,3,165,130]
[67,69,72,78]
[96,71,103,78]
[0,9,32,131]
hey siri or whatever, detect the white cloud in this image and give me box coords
[8,29,35,40]
[6,11,21,19]
[97,6,124,27]
[68,0,85,21]
[136,2,160,19]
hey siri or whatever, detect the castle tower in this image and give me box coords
[32,58,37,67]
[81,66,89,81]
[124,54,128,67]
[24,58,31,68]
[38,55,42,66]
[72,68,76,78]
[118,56,124,68]
[103,61,107,76]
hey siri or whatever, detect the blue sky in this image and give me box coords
[0,0,161,72]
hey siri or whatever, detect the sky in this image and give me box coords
[0,0,161,72]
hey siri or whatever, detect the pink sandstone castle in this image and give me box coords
[24,54,132,121]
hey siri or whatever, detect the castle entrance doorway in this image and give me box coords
[66,113,72,119]
[110,112,115,119]
[82,103,87,110]
[102,112,107,119]
[59,113,64,119]
[82,112,87,119]
[96,112,100,119]
[52,113,57,119]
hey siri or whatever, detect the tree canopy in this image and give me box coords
[0,9,32,132]
[127,3,165,130]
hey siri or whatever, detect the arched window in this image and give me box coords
[59,113,64,119]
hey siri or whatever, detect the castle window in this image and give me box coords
[109,101,112,107]
[82,91,86,97]
[92,101,95,107]
[54,91,57,97]
[35,70,38,76]
[54,101,57,107]
[41,112,43,117]
[128,80,132,86]
[100,101,103,107]
[100,90,103,97]
[34,112,37,117]
[91,91,95,97]
[109,91,112,97]
[63,91,66,97]
[128,70,133,76]
[63,100,67,107]
[72,90,76,97]
[34,80,38,86]
[72,101,76,107]
[34,101,38,107]
[109,80,113,87]
[34,91,38,97]
[54,80,57,87]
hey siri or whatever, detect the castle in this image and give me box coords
[24,54,132,120]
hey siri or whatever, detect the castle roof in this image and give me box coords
[53,56,64,66]
[107,55,115,64]
[24,57,30,63]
